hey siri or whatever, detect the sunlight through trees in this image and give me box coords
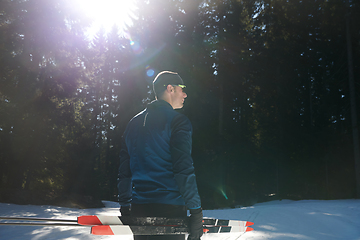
[0,0,359,208]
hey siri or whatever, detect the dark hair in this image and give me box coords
[153,71,185,98]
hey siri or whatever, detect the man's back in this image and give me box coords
[124,100,193,206]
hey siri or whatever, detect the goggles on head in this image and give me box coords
[164,84,186,88]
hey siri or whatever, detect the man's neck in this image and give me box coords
[158,96,174,109]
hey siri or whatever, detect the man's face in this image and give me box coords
[171,85,187,109]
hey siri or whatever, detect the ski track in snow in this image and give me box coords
[1,199,360,240]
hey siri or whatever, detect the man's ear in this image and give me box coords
[166,84,173,93]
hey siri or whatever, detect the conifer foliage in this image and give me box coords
[0,0,359,208]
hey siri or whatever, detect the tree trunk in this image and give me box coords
[219,82,224,136]
[345,0,360,198]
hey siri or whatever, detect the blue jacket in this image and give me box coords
[118,100,201,210]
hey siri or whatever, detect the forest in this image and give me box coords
[0,0,359,209]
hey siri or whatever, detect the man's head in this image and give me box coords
[153,71,187,109]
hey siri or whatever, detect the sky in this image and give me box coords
[1,199,360,239]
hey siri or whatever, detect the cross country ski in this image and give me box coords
[0,215,255,236]
[91,224,254,235]
[77,215,254,227]
[1,215,254,227]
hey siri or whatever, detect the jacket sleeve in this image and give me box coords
[117,134,132,207]
[170,114,201,209]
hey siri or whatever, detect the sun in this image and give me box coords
[74,0,137,38]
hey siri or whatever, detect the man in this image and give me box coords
[118,71,203,240]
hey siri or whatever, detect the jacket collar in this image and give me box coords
[147,99,173,110]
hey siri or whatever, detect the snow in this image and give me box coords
[1,199,360,240]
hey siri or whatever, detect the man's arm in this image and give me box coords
[170,114,201,210]
[117,135,132,207]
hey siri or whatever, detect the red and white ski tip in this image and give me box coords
[228,220,254,227]
[91,225,134,235]
[227,220,254,227]
[78,215,123,225]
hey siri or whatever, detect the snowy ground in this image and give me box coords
[0,199,360,240]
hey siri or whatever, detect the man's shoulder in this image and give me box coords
[171,112,192,130]
[125,109,147,130]
[172,111,190,122]
[130,109,147,121]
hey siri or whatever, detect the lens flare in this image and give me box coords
[125,33,143,55]
[146,68,155,77]
[130,40,143,54]
[220,189,229,200]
